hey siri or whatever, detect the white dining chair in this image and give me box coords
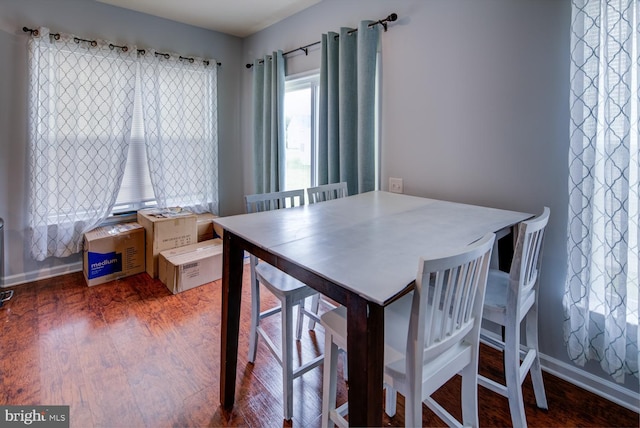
[306,181,349,204]
[321,233,495,428]
[478,207,550,428]
[245,189,324,421]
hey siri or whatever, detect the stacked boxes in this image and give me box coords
[83,223,145,286]
[137,208,198,279]
[158,239,223,294]
[82,208,223,291]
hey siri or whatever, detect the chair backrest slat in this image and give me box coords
[510,207,550,301]
[244,189,306,269]
[306,182,349,204]
[411,233,495,364]
[245,189,306,214]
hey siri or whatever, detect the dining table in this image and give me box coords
[213,190,532,426]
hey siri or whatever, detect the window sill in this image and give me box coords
[101,211,138,226]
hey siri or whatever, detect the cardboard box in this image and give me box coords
[158,239,223,294]
[196,212,224,242]
[137,208,198,278]
[197,212,216,242]
[83,223,145,286]
[213,217,224,239]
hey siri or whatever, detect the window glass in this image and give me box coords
[284,72,319,191]
[113,70,156,213]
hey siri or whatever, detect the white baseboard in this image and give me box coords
[481,329,639,414]
[539,353,640,413]
[1,262,83,288]
[1,243,236,287]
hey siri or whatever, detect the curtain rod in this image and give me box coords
[22,27,221,66]
[245,12,397,69]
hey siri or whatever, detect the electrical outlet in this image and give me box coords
[389,177,403,194]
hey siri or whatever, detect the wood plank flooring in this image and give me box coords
[1,266,638,427]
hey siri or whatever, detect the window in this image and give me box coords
[113,57,219,215]
[27,28,218,261]
[139,53,219,214]
[112,71,156,213]
[284,72,319,191]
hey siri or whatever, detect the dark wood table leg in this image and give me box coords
[346,296,384,427]
[220,231,245,410]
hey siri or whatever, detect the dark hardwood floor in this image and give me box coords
[1,265,637,427]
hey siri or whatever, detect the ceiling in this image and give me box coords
[96,0,322,38]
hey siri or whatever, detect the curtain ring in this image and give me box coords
[74,37,97,47]
[109,43,128,52]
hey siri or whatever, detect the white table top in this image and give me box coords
[215,191,531,306]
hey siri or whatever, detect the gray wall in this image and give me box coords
[0,0,244,284]
[241,0,639,400]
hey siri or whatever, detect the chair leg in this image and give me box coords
[295,299,304,340]
[384,385,396,417]
[403,359,424,428]
[248,257,260,363]
[282,296,294,421]
[460,363,479,428]
[322,334,339,428]
[505,321,527,428]
[525,306,548,410]
[404,382,422,428]
[341,350,348,381]
[308,294,320,330]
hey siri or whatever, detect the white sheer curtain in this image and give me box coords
[565,0,639,382]
[27,27,137,261]
[139,51,219,214]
